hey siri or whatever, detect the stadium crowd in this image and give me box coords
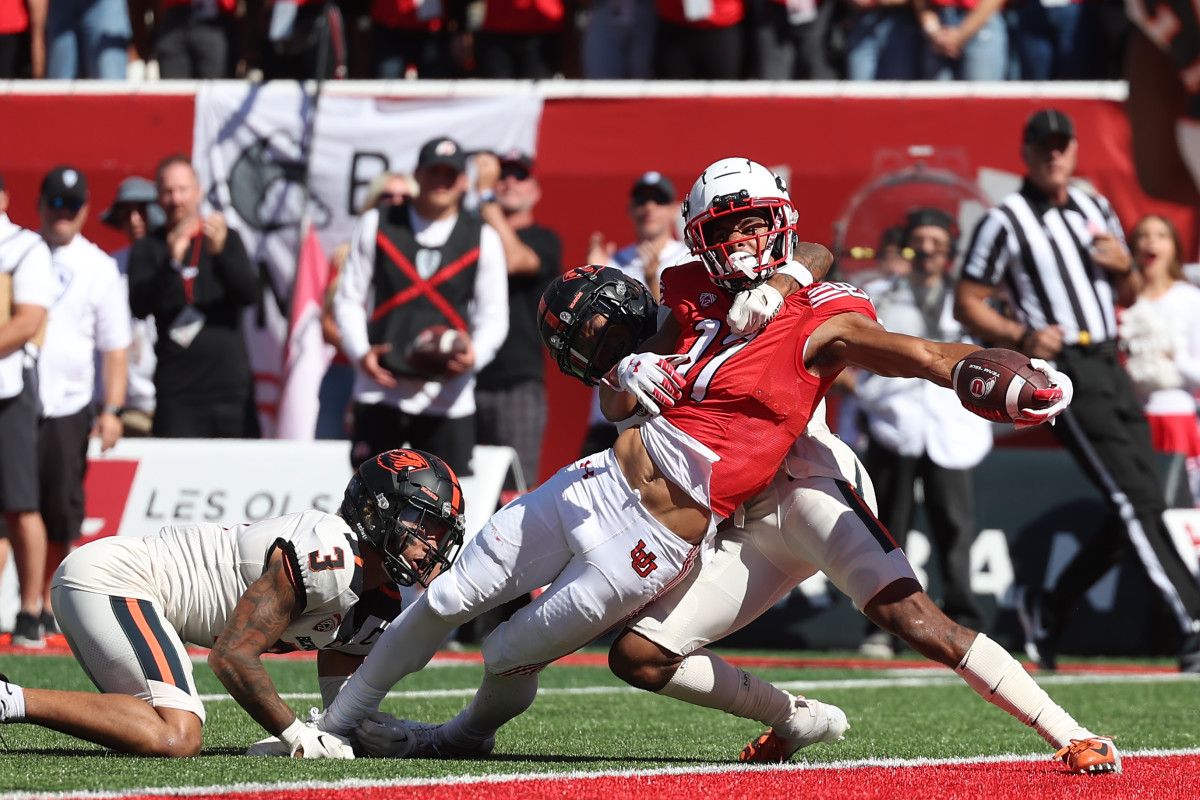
[0,0,1133,81]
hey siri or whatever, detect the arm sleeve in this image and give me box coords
[333,211,379,365]
[468,224,510,371]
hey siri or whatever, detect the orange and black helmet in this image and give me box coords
[340,449,466,587]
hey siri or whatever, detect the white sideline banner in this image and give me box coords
[1,440,516,630]
[1164,508,1200,580]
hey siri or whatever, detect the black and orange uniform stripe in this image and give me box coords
[111,597,192,690]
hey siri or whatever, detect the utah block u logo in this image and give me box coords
[630,540,658,577]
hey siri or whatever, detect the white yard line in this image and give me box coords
[212,669,1199,704]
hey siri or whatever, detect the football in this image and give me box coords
[404,325,468,380]
[952,348,1052,423]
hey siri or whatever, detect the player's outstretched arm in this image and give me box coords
[807,312,980,388]
[211,550,352,758]
[810,314,1073,427]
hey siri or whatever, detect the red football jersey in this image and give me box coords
[657,262,876,517]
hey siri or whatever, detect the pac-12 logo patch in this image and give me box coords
[699,292,718,308]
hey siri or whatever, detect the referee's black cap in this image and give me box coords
[1023,109,1075,144]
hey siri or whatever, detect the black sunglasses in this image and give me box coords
[500,165,531,181]
[48,196,84,213]
[632,192,670,206]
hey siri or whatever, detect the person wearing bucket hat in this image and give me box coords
[102,176,163,439]
[101,177,166,235]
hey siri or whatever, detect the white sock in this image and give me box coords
[659,648,796,730]
[956,633,1093,749]
[0,678,26,723]
[440,670,539,745]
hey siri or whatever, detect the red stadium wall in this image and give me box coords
[0,88,1191,483]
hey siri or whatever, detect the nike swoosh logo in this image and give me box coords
[1092,743,1110,757]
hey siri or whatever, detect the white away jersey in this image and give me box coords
[56,509,402,654]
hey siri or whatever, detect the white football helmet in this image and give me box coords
[682,158,799,290]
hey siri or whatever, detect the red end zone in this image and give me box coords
[95,754,1200,800]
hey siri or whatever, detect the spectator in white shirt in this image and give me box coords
[98,176,163,437]
[0,170,55,648]
[333,136,509,477]
[855,207,992,656]
[35,166,131,634]
[1119,214,1200,506]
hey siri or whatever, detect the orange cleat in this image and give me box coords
[739,697,848,763]
[1054,736,1122,775]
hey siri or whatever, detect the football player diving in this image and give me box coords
[305,157,1107,775]
[537,159,1120,775]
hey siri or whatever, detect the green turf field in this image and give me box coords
[1,650,1198,795]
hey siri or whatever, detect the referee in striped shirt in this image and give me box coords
[954,108,1200,673]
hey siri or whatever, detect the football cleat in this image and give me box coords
[403,721,496,759]
[739,696,849,763]
[1014,586,1058,671]
[1054,736,1122,775]
[356,714,495,760]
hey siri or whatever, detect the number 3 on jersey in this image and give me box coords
[676,318,757,403]
[308,548,345,571]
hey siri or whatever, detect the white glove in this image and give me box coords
[728,282,785,336]
[605,352,691,416]
[277,712,356,759]
[1013,359,1074,429]
[353,710,418,758]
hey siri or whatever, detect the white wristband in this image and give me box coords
[278,718,306,752]
[777,260,815,288]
